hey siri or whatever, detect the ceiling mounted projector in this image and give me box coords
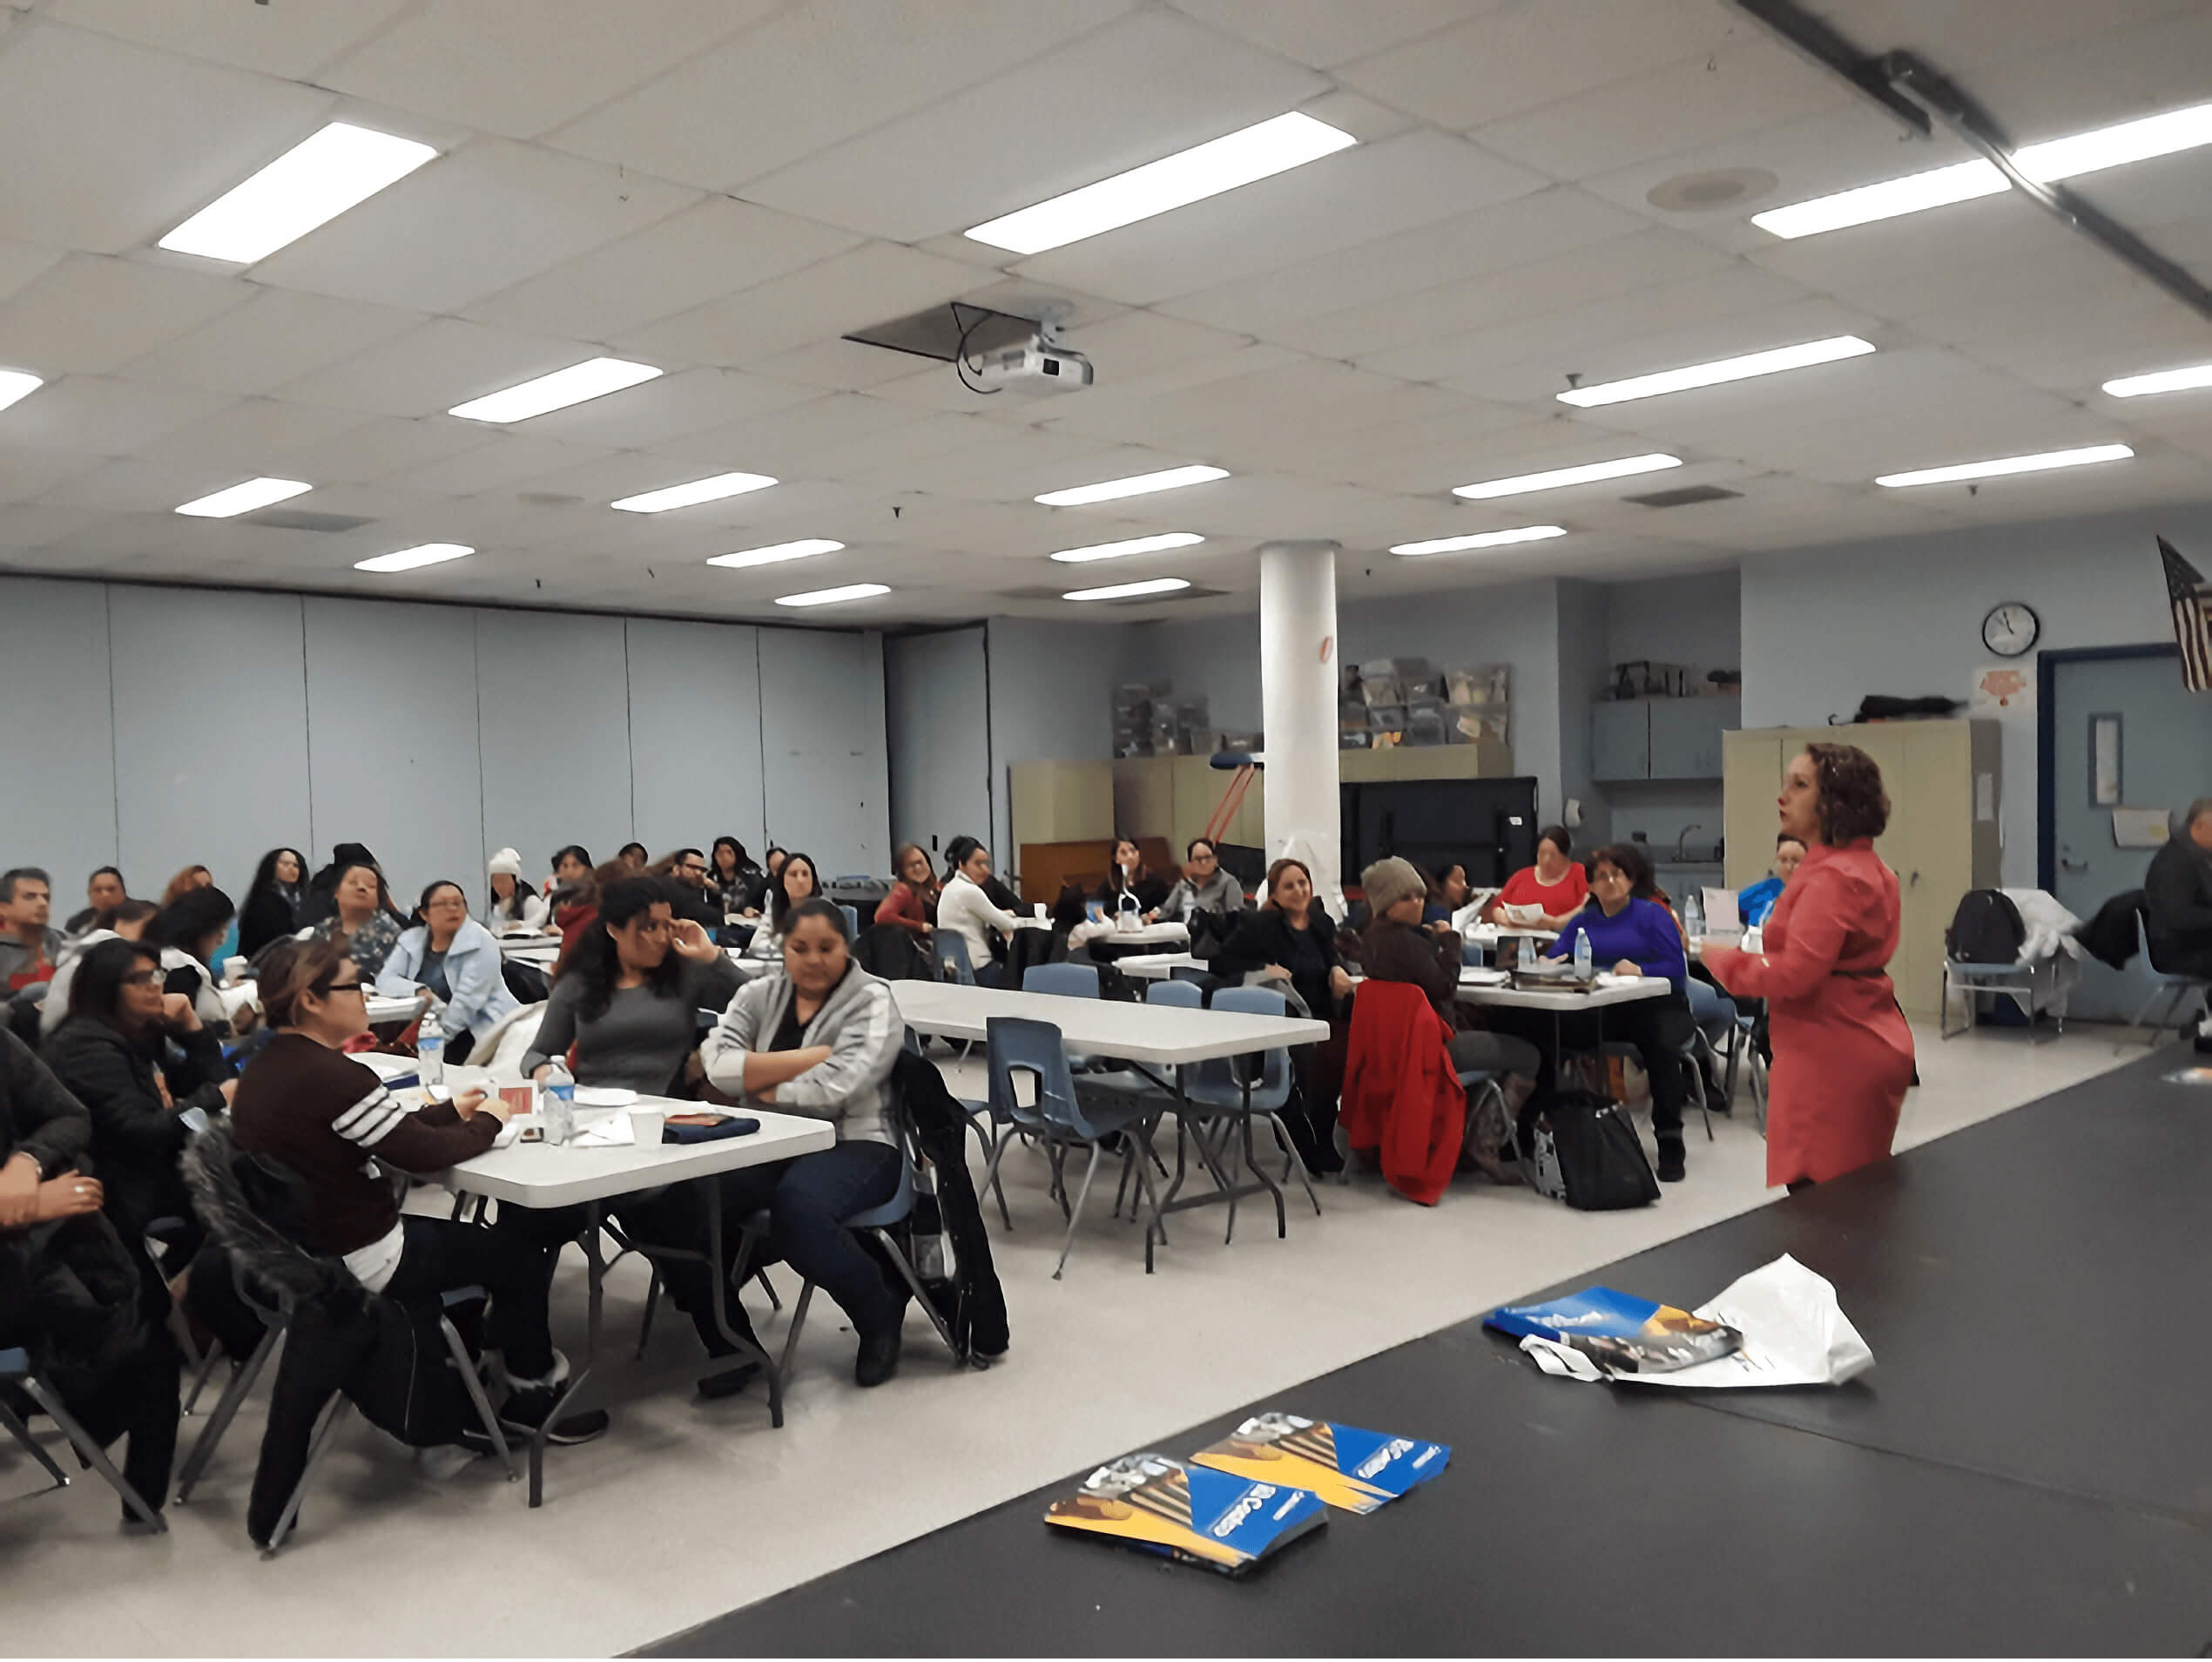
[968,334,1094,396]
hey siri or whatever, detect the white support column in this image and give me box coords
[1258,539,1344,917]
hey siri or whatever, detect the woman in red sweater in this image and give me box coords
[874,843,938,936]
[1483,824,1588,928]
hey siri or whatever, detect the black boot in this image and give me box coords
[1656,1138,1686,1183]
[854,1323,903,1388]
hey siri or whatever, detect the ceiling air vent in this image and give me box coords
[1622,484,1742,509]
[247,509,375,532]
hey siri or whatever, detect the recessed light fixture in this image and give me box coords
[706,538,844,570]
[1557,336,1875,408]
[449,357,663,423]
[354,543,475,573]
[966,111,1356,255]
[1063,577,1191,601]
[775,582,889,608]
[610,471,779,512]
[1453,454,1681,500]
[174,476,312,518]
[0,370,43,414]
[158,122,439,264]
[1391,525,1567,557]
[2103,363,2212,398]
[1874,443,2134,488]
[1754,98,2212,239]
[1035,465,1228,507]
[1049,532,1204,564]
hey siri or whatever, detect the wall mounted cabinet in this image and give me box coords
[1592,697,1738,781]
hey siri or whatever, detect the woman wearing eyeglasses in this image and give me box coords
[1157,837,1250,922]
[376,881,518,1064]
[43,937,236,1254]
[231,937,604,1445]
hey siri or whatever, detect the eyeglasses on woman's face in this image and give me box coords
[121,969,159,989]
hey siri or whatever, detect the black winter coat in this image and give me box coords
[44,1016,231,1239]
[893,1048,1007,1361]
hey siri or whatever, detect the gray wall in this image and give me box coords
[0,574,887,909]
[885,625,988,866]
[1742,509,2188,886]
[985,618,1127,861]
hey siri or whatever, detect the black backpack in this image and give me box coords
[1946,888,2025,964]
[1529,1092,1659,1211]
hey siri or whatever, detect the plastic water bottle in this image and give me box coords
[1683,890,1704,940]
[416,1009,445,1088]
[540,1060,576,1145]
[1572,929,1594,981]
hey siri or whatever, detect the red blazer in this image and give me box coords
[1339,980,1465,1206]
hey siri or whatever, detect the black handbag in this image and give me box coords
[1530,1091,1658,1211]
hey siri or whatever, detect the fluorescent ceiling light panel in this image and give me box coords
[1874,443,2134,488]
[174,476,311,517]
[706,538,843,570]
[966,111,1356,255]
[775,583,888,608]
[1063,578,1191,601]
[1754,98,2212,239]
[448,357,662,422]
[1556,336,1874,407]
[354,543,474,573]
[611,471,778,512]
[0,370,43,414]
[1453,454,1681,500]
[1035,465,1228,506]
[158,122,438,264]
[1391,525,1567,557]
[1049,532,1204,564]
[2103,363,2212,398]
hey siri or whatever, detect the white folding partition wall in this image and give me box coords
[0,574,887,907]
[885,626,988,865]
[109,585,314,902]
[625,616,767,862]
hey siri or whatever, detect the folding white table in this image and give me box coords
[889,982,1326,1265]
[438,1102,834,1506]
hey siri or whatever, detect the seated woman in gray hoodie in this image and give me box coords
[647,899,910,1395]
[1156,837,1251,922]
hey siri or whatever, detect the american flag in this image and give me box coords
[2159,537,2212,693]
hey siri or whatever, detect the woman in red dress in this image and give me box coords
[1703,742,1915,1191]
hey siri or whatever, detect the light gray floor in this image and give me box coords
[3,1023,2139,1658]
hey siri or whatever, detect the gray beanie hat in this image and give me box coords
[1361,856,1426,916]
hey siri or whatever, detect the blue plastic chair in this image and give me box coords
[838,902,861,939]
[0,1346,166,1532]
[1145,979,1203,1009]
[931,930,978,986]
[1022,962,1099,998]
[2130,910,2211,1045]
[1179,986,1318,1235]
[981,1016,1168,1277]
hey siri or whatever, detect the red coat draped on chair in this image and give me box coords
[1339,980,1465,1206]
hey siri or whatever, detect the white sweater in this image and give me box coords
[936,872,1023,974]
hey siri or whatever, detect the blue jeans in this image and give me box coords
[719,1140,905,1335]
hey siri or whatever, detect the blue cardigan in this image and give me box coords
[375,915,519,1044]
[1547,898,1688,990]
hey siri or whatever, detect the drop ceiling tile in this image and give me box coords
[465,198,864,341]
[617,241,987,368]
[1164,0,1505,69]
[379,433,622,500]
[1015,129,1547,305]
[547,0,1138,190]
[1160,186,1642,336]
[1336,0,1745,130]
[1471,38,1851,181]
[519,366,817,449]
[0,22,334,253]
[0,254,251,377]
[1272,223,1731,361]
[271,416,502,487]
[0,503,104,555]
[0,375,237,457]
[118,286,426,397]
[738,9,1325,242]
[44,0,412,78]
[743,339,945,394]
[273,317,594,419]
[131,397,380,475]
[1025,343,1311,443]
[646,392,932,474]
[0,239,66,311]
[1963,6,2212,140]
[0,449,105,506]
[1799,0,2205,76]
[1370,260,1806,386]
[321,0,780,138]
[252,138,699,314]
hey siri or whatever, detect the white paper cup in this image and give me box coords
[1033,902,1048,921]
[629,1107,666,1148]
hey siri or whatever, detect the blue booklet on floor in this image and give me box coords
[1045,1450,1327,1575]
[1486,1286,1742,1375]
[1190,1414,1448,1515]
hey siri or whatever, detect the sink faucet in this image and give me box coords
[1674,824,1703,862]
